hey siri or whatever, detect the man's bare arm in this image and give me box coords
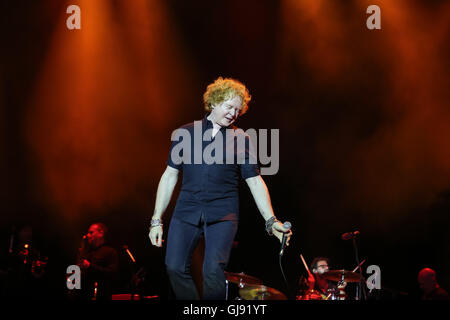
[149,166,179,247]
[245,175,292,244]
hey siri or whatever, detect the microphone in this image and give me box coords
[280,221,292,256]
[78,235,89,263]
[80,234,88,247]
[341,230,360,240]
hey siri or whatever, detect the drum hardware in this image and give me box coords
[296,289,325,300]
[341,230,367,299]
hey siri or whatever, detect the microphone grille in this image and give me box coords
[283,221,292,230]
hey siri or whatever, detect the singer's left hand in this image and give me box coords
[272,222,292,245]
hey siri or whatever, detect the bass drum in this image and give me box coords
[296,289,324,300]
[325,288,347,300]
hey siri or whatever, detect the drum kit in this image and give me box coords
[322,269,362,283]
[296,269,363,300]
[225,266,364,300]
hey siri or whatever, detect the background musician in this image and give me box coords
[418,268,449,300]
[299,256,347,300]
[75,223,119,300]
[1,225,47,297]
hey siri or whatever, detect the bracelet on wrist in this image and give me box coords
[150,219,163,228]
[265,216,279,236]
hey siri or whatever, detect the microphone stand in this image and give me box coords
[123,245,145,300]
[351,236,367,300]
[8,226,16,254]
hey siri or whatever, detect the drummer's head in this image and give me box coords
[311,257,330,275]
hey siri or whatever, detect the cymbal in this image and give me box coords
[225,272,263,285]
[239,285,287,300]
[322,270,364,283]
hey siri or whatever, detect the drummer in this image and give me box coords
[300,257,347,299]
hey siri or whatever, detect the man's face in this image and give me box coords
[313,260,329,275]
[87,224,104,246]
[418,274,436,293]
[210,95,243,127]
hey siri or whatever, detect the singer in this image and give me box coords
[148,77,292,300]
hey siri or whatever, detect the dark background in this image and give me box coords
[1,0,449,300]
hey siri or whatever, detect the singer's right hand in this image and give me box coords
[272,221,292,245]
[149,226,163,247]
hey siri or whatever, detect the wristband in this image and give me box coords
[265,216,279,236]
[150,219,163,228]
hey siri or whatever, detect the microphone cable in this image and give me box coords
[279,252,291,295]
[278,223,293,299]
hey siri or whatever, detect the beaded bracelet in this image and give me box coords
[150,219,163,229]
[265,216,279,236]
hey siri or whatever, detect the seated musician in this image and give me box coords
[298,257,347,300]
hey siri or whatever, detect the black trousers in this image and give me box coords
[165,216,238,300]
